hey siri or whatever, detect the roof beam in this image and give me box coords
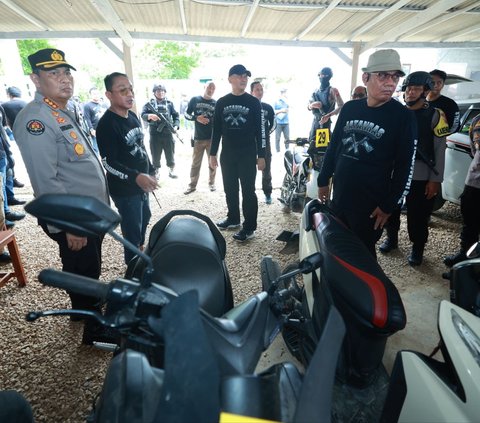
[362,0,461,52]
[2,31,480,50]
[177,0,187,34]
[100,38,123,61]
[89,0,134,47]
[0,0,51,30]
[294,0,342,40]
[241,0,259,37]
[349,0,411,41]
[398,0,480,41]
[443,22,480,41]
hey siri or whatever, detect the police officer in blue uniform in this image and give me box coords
[13,48,111,344]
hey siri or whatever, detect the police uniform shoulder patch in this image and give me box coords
[26,119,45,135]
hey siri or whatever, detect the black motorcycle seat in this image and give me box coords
[146,217,229,317]
[313,212,406,333]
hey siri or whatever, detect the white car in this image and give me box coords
[434,105,480,210]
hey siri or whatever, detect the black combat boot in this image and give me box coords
[443,251,467,267]
[408,243,425,266]
[379,233,398,253]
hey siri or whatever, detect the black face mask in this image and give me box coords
[319,76,331,89]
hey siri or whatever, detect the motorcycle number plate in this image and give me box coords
[315,128,330,147]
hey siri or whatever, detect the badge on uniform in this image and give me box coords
[69,131,78,140]
[74,143,84,156]
[57,117,66,124]
[26,119,45,135]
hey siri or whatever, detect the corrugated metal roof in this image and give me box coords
[0,0,479,51]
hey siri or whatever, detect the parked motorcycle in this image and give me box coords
[24,194,346,423]
[270,198,480,422]
[381,245,480,422]
[267,199,407,421]
[279,138,318,213]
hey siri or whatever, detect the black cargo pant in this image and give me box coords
[386,180,435,246]
[220,151,258,231]
[41,224,103,311]
[150,130,175,169]
[262,140,272,197]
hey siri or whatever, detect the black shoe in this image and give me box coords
[0,252,12,263]
[408,244,424,267]
[8,197,26,206]
[233,229,255,242]
[216,218,241,230]
[443,251,467,268]
[13,178,25,188]
[5,211,25,221]
[5,220,15,229]
[378,237,398,253]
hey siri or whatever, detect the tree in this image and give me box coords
[136,41,200,79]
[16,39,54,75]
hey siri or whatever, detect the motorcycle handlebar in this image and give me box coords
[38,268,110,301]
[286,138,309,146]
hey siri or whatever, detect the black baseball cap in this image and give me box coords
[228,64,251,77]
[28,48,76,72]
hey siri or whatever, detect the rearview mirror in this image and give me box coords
[25,194,121,238]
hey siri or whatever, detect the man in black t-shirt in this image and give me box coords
[318,49,416,258]
[97,72,157,264]
[427,69,460,135]
[184,82,217,194]
[210,64,266,242]
[251,81,275,204]
[83,87,108,153]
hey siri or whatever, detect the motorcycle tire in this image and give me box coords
[280,173,294,206]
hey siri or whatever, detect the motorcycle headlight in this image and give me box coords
[451,309,480,367]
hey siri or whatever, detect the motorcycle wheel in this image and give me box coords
[280,173,294,208]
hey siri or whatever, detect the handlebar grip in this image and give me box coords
[38,268,110,301]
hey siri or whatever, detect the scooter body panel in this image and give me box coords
[383,301,480,422]
[397,351,472,423]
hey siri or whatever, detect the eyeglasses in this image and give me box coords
[110,87,134,96]
[371,72,401,83]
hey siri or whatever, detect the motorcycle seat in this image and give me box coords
[313,212,406,334]
[145,216,231,317]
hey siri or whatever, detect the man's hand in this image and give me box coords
[90,129,96,137]
[425,181,441,200]
[66,233,87,251]
[197,115,210,125]
[318,186,329,203]
[370,207,391,230]
[319,114,330,125]
[209,156,218,169]
[135,173,158,192]
[257,157,266,171]
[148,114,160,122]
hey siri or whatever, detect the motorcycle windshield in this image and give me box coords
[153,290,221,422]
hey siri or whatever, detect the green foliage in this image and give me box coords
[136,41,200,79]
[16,39,54,75]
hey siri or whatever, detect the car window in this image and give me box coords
[461,109,480,134]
